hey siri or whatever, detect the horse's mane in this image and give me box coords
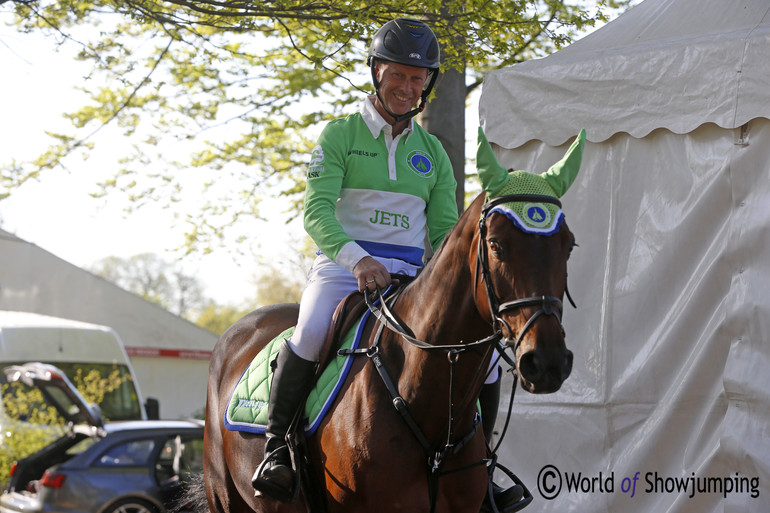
[411,192,484,285]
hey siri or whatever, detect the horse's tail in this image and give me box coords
[171,473,209,513]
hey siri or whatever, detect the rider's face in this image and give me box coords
[374,61,429,118]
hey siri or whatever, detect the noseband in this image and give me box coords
[475,194,571,354]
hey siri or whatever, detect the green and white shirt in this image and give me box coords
[304,96,458,273]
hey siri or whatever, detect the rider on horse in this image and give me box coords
[251,18,521,512]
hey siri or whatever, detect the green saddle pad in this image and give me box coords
[224,312,367,436]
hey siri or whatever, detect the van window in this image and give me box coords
[2,362,142,422]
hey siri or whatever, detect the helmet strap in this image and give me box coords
[370,62,439,126]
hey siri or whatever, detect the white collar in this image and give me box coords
[360,95,414,140]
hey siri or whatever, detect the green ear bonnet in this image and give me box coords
[476,127,585,235]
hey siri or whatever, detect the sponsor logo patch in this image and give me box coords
[308,145,325,178]
[406,150,435,178]
[522,203,552,228]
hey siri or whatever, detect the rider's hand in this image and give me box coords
[353,256,391,292]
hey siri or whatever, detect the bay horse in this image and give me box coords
[203,129,584,513]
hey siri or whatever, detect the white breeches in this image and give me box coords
[289,254,501,384]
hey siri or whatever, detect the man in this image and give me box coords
[252,18,520,512]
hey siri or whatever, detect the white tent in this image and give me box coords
[478,0,770,511]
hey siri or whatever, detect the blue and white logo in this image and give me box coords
[406,150,435,178]
[523,203,552,228]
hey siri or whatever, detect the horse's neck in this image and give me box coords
[381,198,493,434]
[401,196,489,343]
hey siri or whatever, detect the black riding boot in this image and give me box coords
[251,340,316,502]
[480,375,524,513]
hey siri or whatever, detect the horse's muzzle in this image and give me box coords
[517,348,573,394]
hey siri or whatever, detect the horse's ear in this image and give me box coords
[476,126,509,196]
[542,129,586,198]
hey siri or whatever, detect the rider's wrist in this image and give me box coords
[337,242,370,274]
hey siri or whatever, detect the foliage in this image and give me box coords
[1,0,631,253]
[88,249,307,331]
[193,260,306,335]
[252,269,304,308]
[0,368,125,488]
[89,253,206,319]
[194,302,251,336]
[71,367,127,411]
[0,419,63,490]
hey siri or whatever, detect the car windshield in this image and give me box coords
[1,362,142,422]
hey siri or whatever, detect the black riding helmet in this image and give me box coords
[367,18,441,124]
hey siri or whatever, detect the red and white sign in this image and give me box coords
[125,346,212,360]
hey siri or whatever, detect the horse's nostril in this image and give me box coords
[519,349,573,388]
[518,351,542,382]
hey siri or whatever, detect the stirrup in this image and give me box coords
[252,446,297,503]
[483,463,533,513]
[484,482,524,513]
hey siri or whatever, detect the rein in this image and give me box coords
[363,286,506,355]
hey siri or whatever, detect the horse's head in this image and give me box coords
[474,127,585,394]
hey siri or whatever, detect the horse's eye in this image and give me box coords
[488,239,503,256]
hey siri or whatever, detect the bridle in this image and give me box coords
[359,193,574,359]
[475,193,575,356]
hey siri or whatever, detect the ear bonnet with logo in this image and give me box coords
[477,126,585,234]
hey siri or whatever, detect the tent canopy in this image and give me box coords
[477,1,770,511]
[480,0,770,147]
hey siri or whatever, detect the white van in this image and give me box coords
[0,311,154,421]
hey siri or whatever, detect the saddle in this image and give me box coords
[316,290,368,380]
[225,278,414,436]
[316,273,414,379]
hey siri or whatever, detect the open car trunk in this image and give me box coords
[7,431,92,493]
[3,362,104,493]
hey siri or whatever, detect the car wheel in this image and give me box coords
[103,497,160,513]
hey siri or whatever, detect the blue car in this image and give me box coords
[0,363,204,513]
